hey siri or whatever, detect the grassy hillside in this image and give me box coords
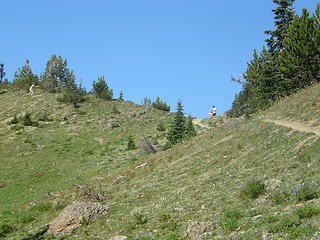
[0,90,175,210]
[1,84,320,239]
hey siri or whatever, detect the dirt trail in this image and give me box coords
[264,119,320,136]
[192,118,210,128]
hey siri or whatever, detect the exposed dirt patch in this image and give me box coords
[264,119,320,135]
[192,118,210,128]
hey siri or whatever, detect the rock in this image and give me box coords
[105,122,120,130]
[109,236,127,240]
[252,215,262,221]
[184,221,215,240]
[48,201,108,237]
[135,162,149,170]
[115,176,126,183]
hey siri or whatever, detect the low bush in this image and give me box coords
[241,176,265,199]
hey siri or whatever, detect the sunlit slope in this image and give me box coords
[0,90,171,209]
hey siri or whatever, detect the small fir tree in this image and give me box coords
[119,91,124,101]
[166,99,186,146]
[126,135,137,150]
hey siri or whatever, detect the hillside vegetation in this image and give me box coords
[0,83,320,239]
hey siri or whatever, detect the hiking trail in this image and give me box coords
[192,118,210,129]
[264,119,320,136]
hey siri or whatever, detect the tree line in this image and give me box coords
[228,0,320,117]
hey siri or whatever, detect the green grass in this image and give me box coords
[1,84,320,239]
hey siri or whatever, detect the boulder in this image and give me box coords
[48,201,108,237]
[109,236,127,240]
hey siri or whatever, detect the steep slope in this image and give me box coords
[1,83,320,239]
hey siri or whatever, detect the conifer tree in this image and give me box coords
[152,97,170,111]
[280,7,320,91]
[265,0,295,56]
[166,99,185,146]
[12,60,39,90]
[119,91,124,101]
[92,76,113,100]
[41,55,70,92]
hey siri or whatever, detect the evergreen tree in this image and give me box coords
[59,70,85,108]
[279,7,320,91]
[126,135,137,150]
[265,0,295,56]
[185,116,197,138]
[152,97,170,111]
[92,76,113,100]
[41,55,69,92]
[12,60,39,90]
[166,100,185,146]
[119,91,124,101]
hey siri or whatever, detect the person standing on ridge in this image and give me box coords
[209,105,216,118]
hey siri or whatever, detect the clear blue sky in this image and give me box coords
[1,0,319,118]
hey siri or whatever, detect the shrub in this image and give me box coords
[126,135,137,150]
[296,204,320,219]
[23,113,33,126]
[296,182,318,201]
[10,114,19,124]
[241,176,265,199]
[156,122,166,131]
[0,223,14,235]
[133,213,148,225]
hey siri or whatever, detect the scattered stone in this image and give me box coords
[174,207,184,212]
[252,215,262,221]
[135,162,149,170]
[109,236,127,240]
[184,221,215,240]
[115,176,126,183]
[105,122,120,130]
[128,112,136,117]
[48,201,108,237]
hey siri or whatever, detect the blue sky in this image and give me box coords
[1,0,319,118]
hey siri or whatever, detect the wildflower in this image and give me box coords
[310,185,313,191]
[306,219,310,228]
[313,179,317,185]
[291,188,296,195]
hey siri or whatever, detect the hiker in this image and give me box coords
[28,84,38,95]
[209,105,216,118]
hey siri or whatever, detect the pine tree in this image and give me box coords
[92,76,113,100]
[166,99,185,146]
[12,60,39,90]
[265,0,295,56]
[119,91,124,101]
[59,70,85,108]
[279,7,320,91]
[151,97,170,111]
[41,55,70,92]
